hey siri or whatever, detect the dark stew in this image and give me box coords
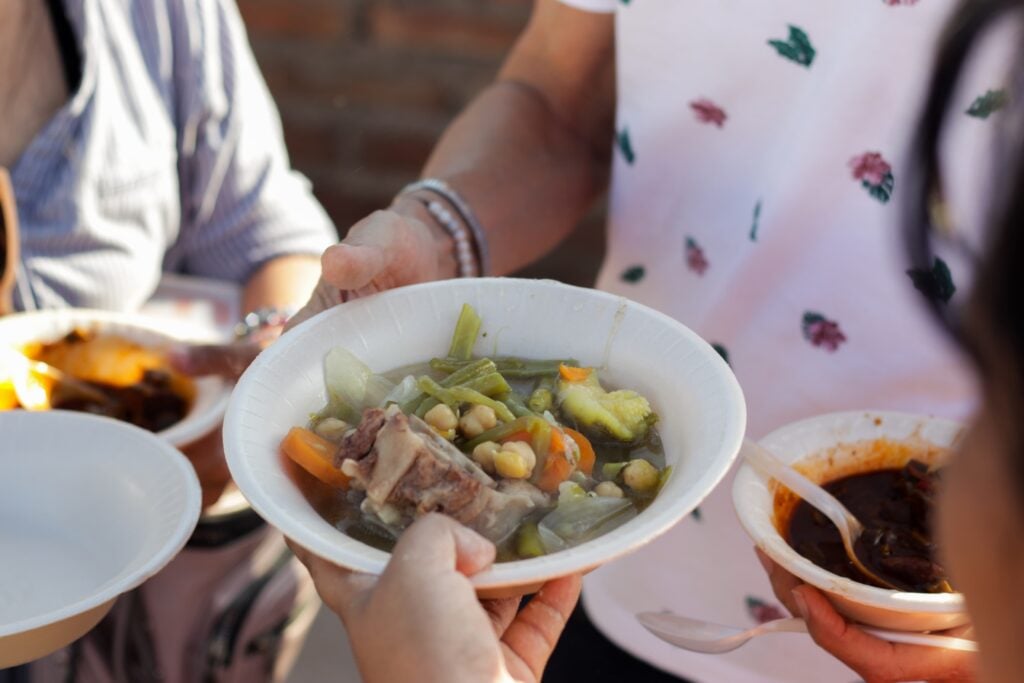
[786,460,952,593]
[50,368,189,432]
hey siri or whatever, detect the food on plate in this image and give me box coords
[783,452,951,593]
[2,329,193,432]
[280,304,669,560]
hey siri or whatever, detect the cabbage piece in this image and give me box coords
[539,496,636,545]
[557,372,656,442]
[320,347,394,423]
[382,374,420,407]
[538,524,568,554]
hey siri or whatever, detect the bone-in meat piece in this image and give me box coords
[342,405,546,543]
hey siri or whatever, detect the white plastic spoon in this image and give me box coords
[742,438,901,590]
[637,611,978,654]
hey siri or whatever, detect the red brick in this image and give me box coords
[356,127,440,175]
[367,5,523,59]
[238,0,350,42]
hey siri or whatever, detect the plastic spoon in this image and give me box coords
[637,611,978,653]
[742,438,901,590]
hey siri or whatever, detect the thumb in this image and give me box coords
[320,242,390,292]
[791,584,847,641]
[384,513,496,581]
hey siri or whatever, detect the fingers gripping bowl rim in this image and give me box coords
[223,278,747,595]
[732,410,968,631]
[0,309,231,447]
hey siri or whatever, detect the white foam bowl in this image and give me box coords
[0,309,231,447]
[224,278,746,597]
[733,410,968,631]
[0,411,201,667]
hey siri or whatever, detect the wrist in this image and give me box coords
[397,179,490,277]
[234,307,294,347]
[390,193,459,279]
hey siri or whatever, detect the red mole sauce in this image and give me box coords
[785,460,952,593]
[770,438,954,593]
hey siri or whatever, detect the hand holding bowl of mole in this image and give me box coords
[733,410,966,631]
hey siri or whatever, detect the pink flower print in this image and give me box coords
[849,152,895,203]
[690,99,727,128]
[802,312,847,352]
[849,152,890,185]
[746,596,785,624]
[685,237,709,275]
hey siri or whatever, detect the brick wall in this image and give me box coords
[238,0,605,286]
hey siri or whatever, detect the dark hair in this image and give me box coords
[909,0,1024,472]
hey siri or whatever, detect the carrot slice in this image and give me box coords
[281,427,350,489]
[535,429,573,493]
[563,427,595,476]
[558,364,592,382]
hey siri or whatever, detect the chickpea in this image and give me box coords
[595,481,625,498]
[459,404,498,439]
[424,404,458,432]
[622,459,660,492]
[494,441,537,480]
[314,417,350,442]
[471,441,500,474]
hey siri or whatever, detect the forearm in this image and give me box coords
[406,81,611,276]
[242,253,322,314]
[390,0,615,277]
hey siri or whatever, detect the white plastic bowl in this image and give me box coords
[733,410,967,631]
[0,309,231,447]
[0,411,201,667]
[224,278,746,597]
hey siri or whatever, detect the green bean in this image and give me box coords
[502,392,535,419]
[656,465,673,492]
[417,376,515,423]
[399,358,497,414]
[414,397,440,418]
[602,461,629,481]
[447,303,482,361]
[441,358,496,388]
[528,376,555,413]
[463,415,547,451]
[516,523,546,558]
[463,372,511,398]
[429,356,577,379]
[498,361,573,379]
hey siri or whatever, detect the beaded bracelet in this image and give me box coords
[400,178,490,277]
[413,198,479,277]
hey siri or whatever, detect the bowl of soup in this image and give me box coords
[733,410,967,631]
[224,278,746,597]
[0,309,231,447]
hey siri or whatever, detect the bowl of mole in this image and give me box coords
[733,410,967,632]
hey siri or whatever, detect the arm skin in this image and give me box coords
[309,0,618,304]
[241,253,322,315]
[411,0,617,275]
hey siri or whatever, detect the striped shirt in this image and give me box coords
[10,0,336,312]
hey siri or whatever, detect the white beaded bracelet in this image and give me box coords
[400,178,490,277]
[417,198,479,278]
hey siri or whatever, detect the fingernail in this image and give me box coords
[755,549,773,574]
[791,589,809,618]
